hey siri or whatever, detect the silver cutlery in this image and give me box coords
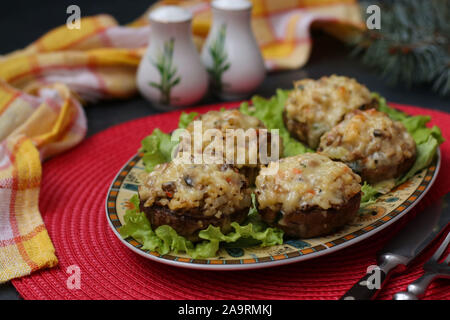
[393,232,450,300]
[340,192,450,300]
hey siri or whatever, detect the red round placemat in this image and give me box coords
[12,101,450,300]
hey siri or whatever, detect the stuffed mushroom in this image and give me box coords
[177,109,283,183]
[283,75,376,149]
[138,162,252,241]
[317,109,416,184]
[255,153,362,238]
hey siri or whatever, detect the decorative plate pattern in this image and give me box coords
[106,151,440,270]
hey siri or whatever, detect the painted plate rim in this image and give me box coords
[106,149,440,270]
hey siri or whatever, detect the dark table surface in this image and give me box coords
[1,0,449,300]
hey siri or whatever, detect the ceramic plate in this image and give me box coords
[106,147,440,270]
[106,146,441,270]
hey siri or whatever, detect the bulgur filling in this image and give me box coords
[186,109,264,132]
[255,153,361,213]
[139,162,251,217]
[285,75,372,148]
[318,109,416,172]
[177,109,282,167]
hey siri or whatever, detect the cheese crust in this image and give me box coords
[284,75,373,148]
[139,162,251,218]
[318,109,416,183]
[255,153,361,213]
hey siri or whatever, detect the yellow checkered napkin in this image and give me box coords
[0,0,362,282]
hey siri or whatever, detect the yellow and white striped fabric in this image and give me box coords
[0,0,362,282]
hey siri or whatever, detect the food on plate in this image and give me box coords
[177,109,283,183]
[283,75,376,149]
[138,161,252,241]
[318,109,416,184]
[118,80,443,259]
[255,153,362,238]
[185,109,264,132]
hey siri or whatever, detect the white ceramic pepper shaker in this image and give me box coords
[137,6,208,109]
[201,0,266,100]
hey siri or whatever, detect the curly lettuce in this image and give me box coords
[178,111,198,129]
[140,112,199,172]
[360,182,379,208]
[240,89,313,156]
[120,195,283,259]
[139,129,177,172]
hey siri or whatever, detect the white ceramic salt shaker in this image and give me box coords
[201,0,266,100]
[137,6,208,109]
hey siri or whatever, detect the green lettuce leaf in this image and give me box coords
[411,126,444,145]
[198,194,284,249]
[376,94,408,121]
[140,129,178,172]
[119,195,163,251]
[397,136,439,185]
[140,112,200,172]
[178,111,198,129]
[240,89,312,156]
[360,182,379,208]
[120,194,284,259]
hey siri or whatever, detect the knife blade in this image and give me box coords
[340,192,450,300]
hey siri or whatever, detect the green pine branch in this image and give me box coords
[351,0,450,96]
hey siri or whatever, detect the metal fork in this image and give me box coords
[393,232,450,300]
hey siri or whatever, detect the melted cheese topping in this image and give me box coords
[318,109,416,172]
[186,109,264,132]
[178,109,281,167]
[285,75,372,148]
[255,153,361,213]
[139,162,251,217]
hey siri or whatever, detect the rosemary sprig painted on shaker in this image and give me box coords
[207,24,230,92]
[149,38,181,105]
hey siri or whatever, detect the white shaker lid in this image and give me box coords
[212,0,252,10]
[149,5,192,23]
